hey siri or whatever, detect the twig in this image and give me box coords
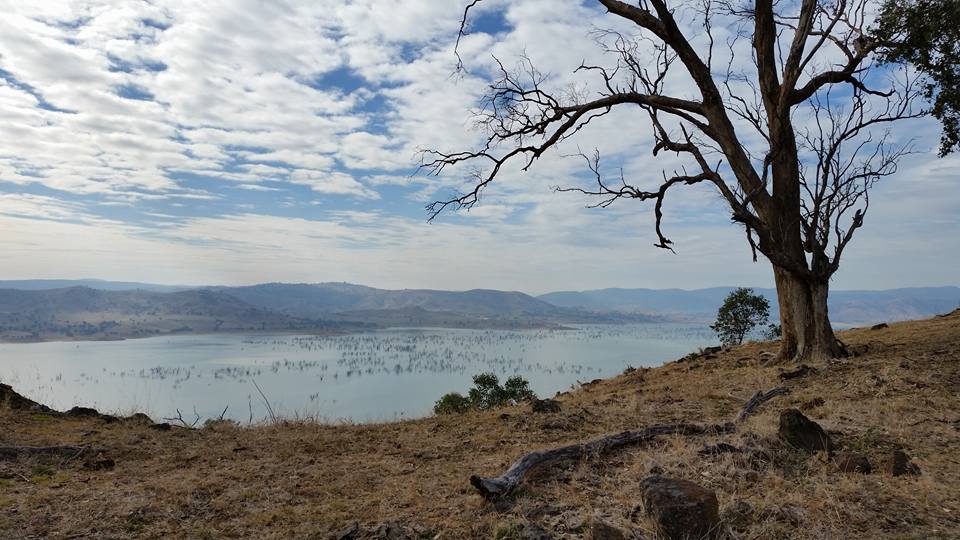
[252,379,277,423]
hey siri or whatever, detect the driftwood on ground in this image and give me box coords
[470,386,790,498]
[0,445,97,460]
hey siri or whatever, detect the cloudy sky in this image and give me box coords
[0,0,956,294]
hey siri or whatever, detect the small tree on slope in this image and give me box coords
[711,288,771,346]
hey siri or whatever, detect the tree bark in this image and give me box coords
[774,267,845,362]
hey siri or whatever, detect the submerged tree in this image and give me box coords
[422,0,959,362]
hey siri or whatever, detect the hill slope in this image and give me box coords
[1,311,957,538]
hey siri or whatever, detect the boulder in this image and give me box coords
[722,500,754,531]
[834,452,872,474]
[530,399,561,413]
[778,409,833,453]
[871,323,889,330]
[884,450,921,476]
[0,383,57,414]
[640,475,720,540]
[589,516,629,540]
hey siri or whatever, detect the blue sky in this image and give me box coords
[0,0,957,294]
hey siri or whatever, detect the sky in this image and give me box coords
[0,0,957,295]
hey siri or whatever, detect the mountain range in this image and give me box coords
[0,279,956,342]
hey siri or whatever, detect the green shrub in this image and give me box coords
[434,372,537,415]
[711,287,771,345]
[433,392,472,414]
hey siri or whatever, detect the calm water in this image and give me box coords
[0,324,715,423]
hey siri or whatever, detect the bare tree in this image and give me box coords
[421,0,934,362]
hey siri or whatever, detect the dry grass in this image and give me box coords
[2,312,959,539]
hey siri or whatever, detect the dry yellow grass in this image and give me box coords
[2,312,959,539]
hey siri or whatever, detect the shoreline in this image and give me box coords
[0,321,577,345]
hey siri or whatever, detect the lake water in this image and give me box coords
[0,324,716,423]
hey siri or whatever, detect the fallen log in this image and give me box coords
[0,445,96,460]
[736,386,791,423]
[470,423,731,497]
[470,386,789,498]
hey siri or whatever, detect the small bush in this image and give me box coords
[433,392,472,414]
[434,372,537,414]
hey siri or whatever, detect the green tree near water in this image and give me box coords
[434,372,537,414]
[711,288,771,346]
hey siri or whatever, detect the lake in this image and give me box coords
[0,324,716,423]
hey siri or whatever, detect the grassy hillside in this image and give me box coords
[1,312,958,538]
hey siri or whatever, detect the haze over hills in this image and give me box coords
[539,286,960,326]
[0,287,360,341]
[0,279,956,342]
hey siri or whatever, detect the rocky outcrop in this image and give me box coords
[778,409,833,453]
[640,475,720,540]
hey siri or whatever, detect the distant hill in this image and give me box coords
[1,280,955,341]
[538,286,960,326]
[0,279,188,292]
[0,287,358,341]
[214,283,565,319]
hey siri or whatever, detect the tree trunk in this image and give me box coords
[773,266,845,362]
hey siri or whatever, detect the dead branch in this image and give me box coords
[736,386,791,422]
[470,423,730,498]
[0,445,98,460]
[470,386,789,498]
[163,408,200,428]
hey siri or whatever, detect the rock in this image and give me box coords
[799,397,825,411]
[640,475,720,540]
[834,452,872,474]
[759,351,778,364]
[66,406,101,417]
[531,399,562,413]
[330,522,360,540]
[563,512,587,533]
[778,364,817,381]
[884,450,921,476]
[778,409,833,453]
[698,443,741,457]
[367,522,410,540]
[66,406,118,423]
[722,500,754,531]
[520,523,556,540]
[702,346,722,355]
[125,412,154,425]
[84,458,116,471]
[0,383,57,414]
[589,517,629,540]
[149,422,172,431]
[871,322,889,330]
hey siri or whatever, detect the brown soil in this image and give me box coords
[2,311,959,539]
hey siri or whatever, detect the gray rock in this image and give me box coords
[834,452,872,474]
[722,500,754,531]
[531,399,562,413]
[778,409,833,453]
[640,475,720,540]
[884,450,921,476]
[589,517,629,540]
